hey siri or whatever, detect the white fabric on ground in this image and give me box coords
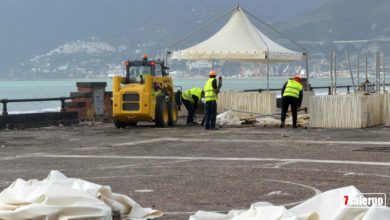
[189,186,390,220]
[217,111,243,126]
[256,117,280,125]
[255,114,310,127]
[0,170,162,220]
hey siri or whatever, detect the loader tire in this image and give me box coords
[127,122,138,126]
[155,95,169,127]
[168,101,178,126]
[114,121,126,129]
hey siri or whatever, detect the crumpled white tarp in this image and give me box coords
[189,186,390,220]
[255,116,280,126]
[217,111,243,126]
[0,170,162,220]
[256,114,310,127]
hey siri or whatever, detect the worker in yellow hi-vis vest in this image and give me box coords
[181,87,204,125]
[280,75,303,129]
[203,70,222,130]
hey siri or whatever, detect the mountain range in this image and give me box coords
[1,0,388,79]
[281,0,390,41]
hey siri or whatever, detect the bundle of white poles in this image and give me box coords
[309,93,390,128]
[217,91,276,118]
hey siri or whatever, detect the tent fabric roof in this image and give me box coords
[172,7,303,63]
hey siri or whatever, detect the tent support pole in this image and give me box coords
[330,51,333,95]
[304,53,309,90]
[345,49,355,92]
[383,53,386,92]
[365,53,368,94]
[164,7,236,66]
[164,48,169,66]
[334,50,337,95]
[267,51,270,91]
[357,55,360,92]
[243,8,308,76]
[242,9,306,53]
[376,51,380,93]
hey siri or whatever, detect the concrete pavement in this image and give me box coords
[0,123,389,219]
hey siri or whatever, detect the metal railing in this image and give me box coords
[244,84,390,95]
[0,97,71,116]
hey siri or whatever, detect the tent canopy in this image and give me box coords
[171,7,303,63]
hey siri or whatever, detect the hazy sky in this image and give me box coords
[0,0,324,76]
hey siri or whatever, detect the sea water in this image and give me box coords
[0,77,374,113]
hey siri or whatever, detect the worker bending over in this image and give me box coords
[181,87,204,125]
[280,75,303,128]
[204,70,222,130]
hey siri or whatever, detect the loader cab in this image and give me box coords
[124,59,168,84]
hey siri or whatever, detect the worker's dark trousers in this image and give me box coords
[182,99,195,124]
[281,96,299,126]
[205,100,217,129]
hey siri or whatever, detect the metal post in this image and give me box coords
[376,51,380,93]
[266,51,270,91]
[334,50,337,95]
[357,55,360,92]
[304,52,310,90]
[328,86,331,95]
[60,98,66,112]
[365,53,368,93]
[345,50,355,92]
[164,48,169,68]
[365,53,368,81]
[330,51,333,95]
[1,99,8,116]
[383,53,386,92]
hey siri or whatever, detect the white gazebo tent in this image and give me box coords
[167,6,309,90]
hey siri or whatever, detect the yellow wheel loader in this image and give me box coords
[112,56,179,128]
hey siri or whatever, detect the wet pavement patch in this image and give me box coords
[354,147,390,153]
